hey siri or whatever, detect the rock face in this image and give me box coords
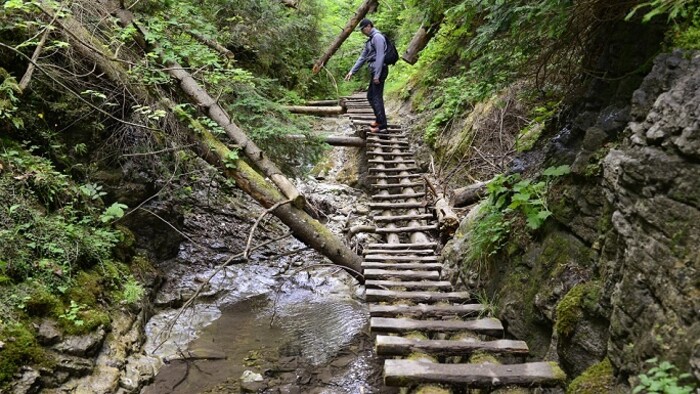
[602,51,700,378]
[443,50,700,387]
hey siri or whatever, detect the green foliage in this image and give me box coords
[58,300,84,327]
[100,202,128,223]
[119,277,145,305]
[0,67,23,129]
[626,0,697,22]
[467,165,570,265]
[634,358,697,394]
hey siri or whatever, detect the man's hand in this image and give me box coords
[344,72,353,81]
[373,77,380,84]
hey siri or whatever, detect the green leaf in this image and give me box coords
[542,165,571,177]
[100,202,128,223]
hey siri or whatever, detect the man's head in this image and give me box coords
[358,18,373,36]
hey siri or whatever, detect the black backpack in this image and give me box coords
[382,34,399,65]
[370,33,399,65]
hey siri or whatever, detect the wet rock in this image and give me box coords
[120,354,162,391]
[277,384,301,394]
[54,327,106,357]
[11,367,41,394]
[240,370,265,392]
[36,319,62,346]
[53,353,94,376]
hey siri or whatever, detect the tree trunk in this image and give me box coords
[287,135,365,147]
[282,105,344,116]
[163,61,305,208]
[424,176,459,236]
[304,99,339,106]
[312,0,379,74]
[53,1,364,281]
[402,16,444,65]
[173,107,364,280]
[453,181,488,207]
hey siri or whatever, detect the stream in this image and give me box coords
[135,117,388,393]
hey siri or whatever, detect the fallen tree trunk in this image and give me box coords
[287,135,365,147]
[402,15,444,65]
[53,1,364,281]
[305,100,339,106]
[174,107,364,280]
[424,176,459,236]
[453,181,488,207]
[164,61,304,208]
[312,0,379,74]
[282,105,344,116]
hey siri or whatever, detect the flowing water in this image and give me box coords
[138,117,387,393]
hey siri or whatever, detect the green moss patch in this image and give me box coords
[567,358,614,393]
[555,281,602,337]
[0,323,51,386]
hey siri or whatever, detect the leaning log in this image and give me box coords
[312,0,379,74]
[164,61,304,208]
[304,100,339,106]
[402,16,444,65]
[55,1,364,281]
[286,135,365,147]
[424,176,459,236]
[174,107,364,280]
[282,105,344,116]
[453,181,488,207]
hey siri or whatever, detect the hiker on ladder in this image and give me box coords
[345,18,391,134]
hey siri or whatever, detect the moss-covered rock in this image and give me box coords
[0,323,51,387]
[566,358,615,394]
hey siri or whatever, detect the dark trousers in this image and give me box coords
[367,65,388,130]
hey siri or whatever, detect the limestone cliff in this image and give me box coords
[443,50,700,389]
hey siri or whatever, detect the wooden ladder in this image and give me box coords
[344,93,566,392]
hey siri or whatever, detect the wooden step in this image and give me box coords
[367,174,423,180]
[366,242,437,249]
[366,131,407,138]
[366,140,409,147]
[369,303,484,318]
[368,167,419,173]
[363,248,435,255]
[364,255,439,262]
[371,213,433,223]
[371,182,424,190]
[375,224,437,233]
[369,202,427,210]
[366,143,411,150]
[370,317,503,336]
[371,192,425,200]
[365,280,452,291]
[367,151,414,157]
[384,360,565,388]
[365,289,473,303]
[362,262,441,271]
[368,159,416,165]
[364,269,440,280]
[376,336,529,357]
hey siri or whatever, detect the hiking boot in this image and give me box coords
[369,126,380,132]
[369,121,380,127]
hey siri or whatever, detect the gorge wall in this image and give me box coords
[443,50,699,389]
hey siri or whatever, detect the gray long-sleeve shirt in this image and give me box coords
[349,28,386,79]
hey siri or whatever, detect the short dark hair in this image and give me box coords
[358,18,372,30]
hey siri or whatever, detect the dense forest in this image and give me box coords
[1,0,698,392]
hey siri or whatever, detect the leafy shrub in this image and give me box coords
[467,165,571,265]
[634,358,697,394]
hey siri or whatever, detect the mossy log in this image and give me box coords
[402,15,444,65]
[312,0,379,74]
[282,105,344,116]
[453,181,488,207]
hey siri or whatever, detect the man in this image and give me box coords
[344,18,388,133]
